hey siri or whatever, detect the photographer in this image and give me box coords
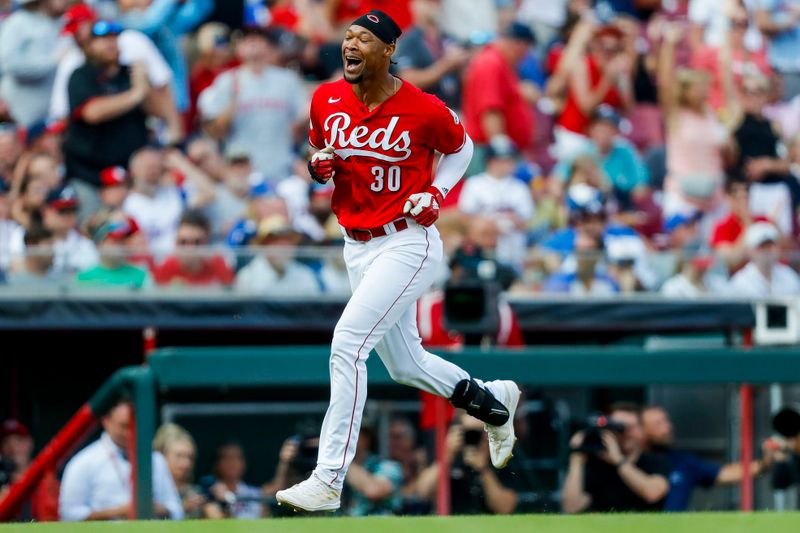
[416,413,521,515]
[770,407,800,499]
[199,442,263,519]
[561,403,670,513]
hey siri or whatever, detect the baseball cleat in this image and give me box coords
[484,380,521,469]
[276,473,341,512]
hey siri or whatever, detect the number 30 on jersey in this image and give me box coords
[370,165,401,192]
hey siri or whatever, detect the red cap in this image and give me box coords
[100,166,128,188]
[595,24,624,39]
[1,419,30,440]
[63,3,98,37]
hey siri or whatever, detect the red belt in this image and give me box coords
[345,218,409,242]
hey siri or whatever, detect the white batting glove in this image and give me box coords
[308,146,336,184]
[403,186,445,227]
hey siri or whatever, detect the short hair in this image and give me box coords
[725,174,750,194]
[24,222,52,246]
[179,209,211,235]
[608,402,641,417]
[153,423,196,455]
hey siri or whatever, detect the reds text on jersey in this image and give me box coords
[309,78,466,229]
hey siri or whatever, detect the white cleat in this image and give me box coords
[276,473,341,512]
[485,380,521,469]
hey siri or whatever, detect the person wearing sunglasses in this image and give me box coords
[62,19,152,223]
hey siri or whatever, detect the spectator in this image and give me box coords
[517,0,571,47]
[710,178,769,270]
[152,209,234,287]
[756,0,800,98]
[25,125,66,171]
[771,406,800,496]
[550,21,634,160]
[729,74,794,235]
[185,136,226,184]
[41,185,99,274]
[660,255,719,298]
[51,3,183,144]
[262,433,319,509]
[393,0,469,110]
[553,105,653,229]
[642,405,773,512]
[542,231,619,295]
[343,426,403,516]
[59,401,183,521]
[98,166,131,211]
[658,23,734,223]
[76,213,152,289]
[561,403,670,513]
[122,147,184,256]
[234,214,320,296]
[117,0,213,114]
[729,221,800,296]
[387,417,426,505]
[5,222,58,287]
[689,0,763,53]
[439,0,499,44]
[0,179,24,272]
[416,413,520,515]
[691,5,771,112]
[0,0,68,126]
[0,419,33,484]
[199,442,263,519]
[153,423,207,519]
[24,152,62,191]
[10,170,51,230]
[0,123,22,179]
[200,145,258,244]
[462,22,536,167]
[199,26,308,184]
[188,22,237,132]
[62,20,152,222]
[458,136,535,270]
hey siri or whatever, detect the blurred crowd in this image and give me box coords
[0,0,799,299]
[4,400,800,519]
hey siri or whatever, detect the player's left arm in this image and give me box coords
[403,102,473,226]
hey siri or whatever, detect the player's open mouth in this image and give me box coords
[345,55,364,73]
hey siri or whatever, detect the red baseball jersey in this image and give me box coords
[309,78,466,229]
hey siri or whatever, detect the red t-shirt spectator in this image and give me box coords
[417,290,525,430]
[557,55,623,134]
[710,214,769,248]
[152,256,234,286]
[463,44,534,149]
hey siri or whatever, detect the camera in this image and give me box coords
[772,407,800,438]
[290,435,319,474]
[464,429,483,446]
[576,414,626,454]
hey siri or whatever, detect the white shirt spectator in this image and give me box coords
[458,172,534,270]
[729,261,800,297]
[50,30,173,120]
[440,0,498,43]
[661,273,704,298]
[198,66,307,183]
[53,229,99,274]
[59,432,183,521]
[749,182,793,236]
[0,219,24,271]
[124,187,184,257]
[234,255,321,296]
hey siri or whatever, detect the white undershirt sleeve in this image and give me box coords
[432,134,474,197]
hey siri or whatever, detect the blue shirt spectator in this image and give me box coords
[119,0,213,112]
[662,451,720,512]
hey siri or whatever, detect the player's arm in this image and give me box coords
[403,134,474,226]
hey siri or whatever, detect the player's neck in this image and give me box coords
[352,72,398,111]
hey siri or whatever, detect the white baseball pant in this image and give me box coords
[313,220,470,489]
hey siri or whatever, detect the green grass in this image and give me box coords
[2,513,800,533]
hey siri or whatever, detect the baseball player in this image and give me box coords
[276,10,521,512]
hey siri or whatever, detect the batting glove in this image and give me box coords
[308,146,336,184]
[403,185,445,227]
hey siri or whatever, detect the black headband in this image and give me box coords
[351,9,402,44]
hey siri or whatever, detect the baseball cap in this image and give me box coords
[25,119,66,146]
[92,216,140,242]
[225,144,251,162]
[664,211,702,234]
[745,221,779,249]
[91,20,123,38]
[63,3,98,36]
[485,135,519,160]
[503,21,536,44]
[566,183,605,217]
[1,419,30,440]
[256,214,300,242]
[591,104,622,128]
[46,185,79,211]
[99,166,129,188]
[226,218,257,247]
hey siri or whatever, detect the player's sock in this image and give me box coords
[449,378,509,426]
